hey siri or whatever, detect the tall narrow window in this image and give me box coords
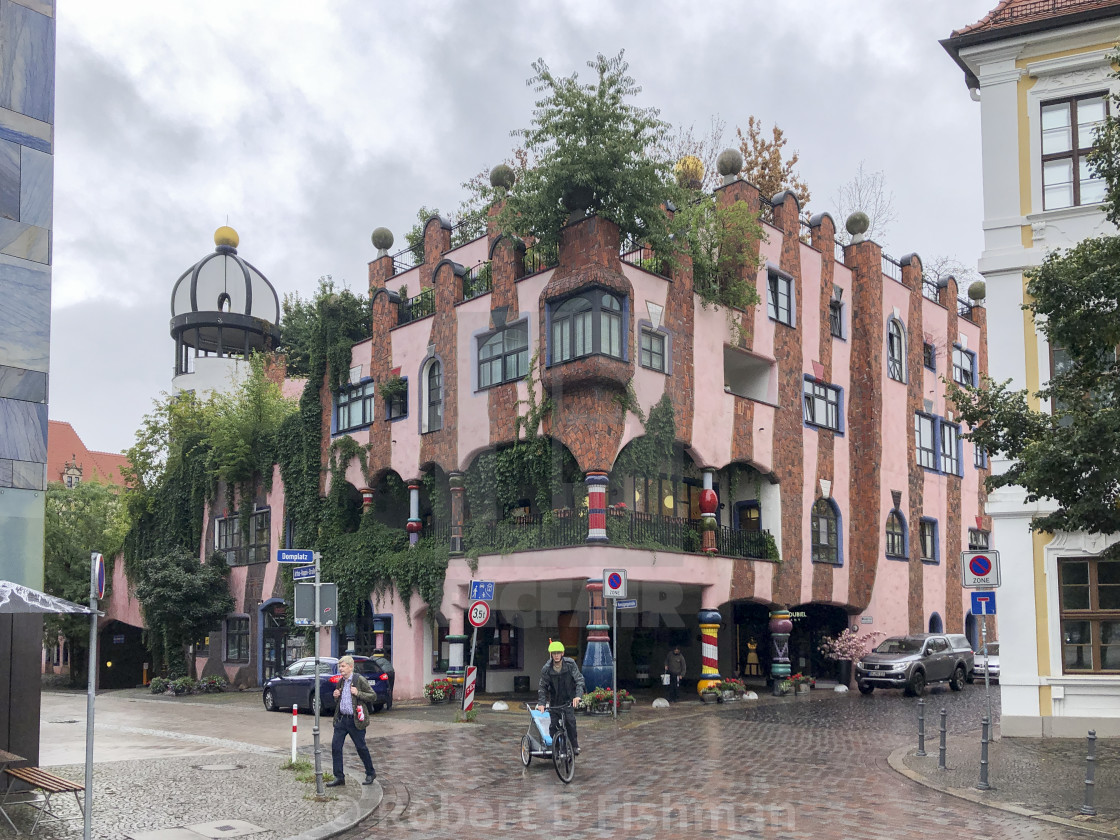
[803,378,841,431]
[886,510,906,558]
[919,519,938,563]
[829,299,843,338]
[226,617,250,662]
[479,321,529,388]
[1058,557,1120,673]
[952,346,976,387]
[887,319,906,382]
[811,498,839,564]
[923,342,936,371]
[640,328,666,372]
[767,270,793,327]
[423,359,443,433]
[940,422,961,476]
[1042,93,1107,210]
[915,414,936,469]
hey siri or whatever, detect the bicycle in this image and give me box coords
[520,703,576,783]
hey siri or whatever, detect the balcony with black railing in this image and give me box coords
[463,261,493,301]
[398,287,435,325]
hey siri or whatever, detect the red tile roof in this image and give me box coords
[952,0,1120,38]
[46,420,130,488]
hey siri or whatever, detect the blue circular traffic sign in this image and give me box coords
[969,555,992,577]
[607,572,622,590]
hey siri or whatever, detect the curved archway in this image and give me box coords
[928,612,944,634]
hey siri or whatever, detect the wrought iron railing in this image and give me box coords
[398,287,435,325]
[714,526,771,560]
[958,298,976,322]
[450,215,486,247]
[834,238,846,264]
[467,511,588,554]
[425,518,450,545]
[881,253,902,283]
[462,261,493,301]
[619,237,661,274]
[757,197,775,225]
[921,275,941,302]
[390,243,422,275]
[523,245,559,276]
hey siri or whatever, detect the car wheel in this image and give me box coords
[520,734,533,767]
[905,670,926,697]
[308,693,323,715]
[263,688,277,712]
[949,665,966,692]
[858,683,874,695]
[372,703,384,714]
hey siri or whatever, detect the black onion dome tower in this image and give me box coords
[170,225,281,393]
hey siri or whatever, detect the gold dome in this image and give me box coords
[214,225,239,248]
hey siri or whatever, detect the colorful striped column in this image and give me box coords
[700,470,718,555]
[449,472,464,555]
[769,607,793,694]
[582,578,613,691]
[586,472,609,542]
[697,608,722,693]
[406,481,422,546]
[446,633,468,688]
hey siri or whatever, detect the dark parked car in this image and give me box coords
[855,633,975,696]
[262,655,392,714]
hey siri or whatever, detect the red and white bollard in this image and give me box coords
[463,666,476,713]
[291,704,298,762]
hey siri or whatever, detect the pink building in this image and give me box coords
[195,158,989,701]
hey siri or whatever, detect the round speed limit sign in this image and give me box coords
[468,600,490,628]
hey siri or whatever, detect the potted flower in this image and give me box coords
[818,629,885,687]
[582,686,615,714]
[424,677,454,704]
[789,673,813,694]
[614,688,634,711]
[716,678,745,700]
[699,684,721,704]
[777,679,794,696]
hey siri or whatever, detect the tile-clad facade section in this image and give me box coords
[486,214,525,447]
[418,258,460,475]
[902,256,927,633]
[769,192,805,607]
[845,240,885,610]
[538,216,633,473]
[940,278,965,632]
[663,251,695,447]
[811,213,838,604]
[366,255,395,480]
[972,306,993,539]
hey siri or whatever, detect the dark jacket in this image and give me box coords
[333,672,377,731]
[664,650,686,678]
[537,657,585,707]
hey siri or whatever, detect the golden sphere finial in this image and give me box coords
[214,225,239,248]
[675,155,704,189]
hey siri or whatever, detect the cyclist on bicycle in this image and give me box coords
[536,639,584,755]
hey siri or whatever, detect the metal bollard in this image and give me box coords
[976,715,991,790]
[939,708,947,771]
[916,698,927,756]
[1081,730,1097,817]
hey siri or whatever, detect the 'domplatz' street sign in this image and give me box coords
[276,548,315,565]
[971,590,997,615]
[294,582,337,625]
[961,550,1001,588]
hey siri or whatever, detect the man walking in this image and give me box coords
[326,655,377,787]
[664,644,686,702]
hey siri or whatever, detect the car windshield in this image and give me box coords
[984,643,999,656]
[354,660,380,677]
[874,638,923,654]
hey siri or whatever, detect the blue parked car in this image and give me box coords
[262,655,393,714]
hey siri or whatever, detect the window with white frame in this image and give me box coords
[803,378,841,431]
[1058,557,1120,673]
[829,295,843,339]
[952,346,976,387]
[811,498,840,564]
[225,617,249,662]
[1041,93,1107,210]
[767,270,793,327]
[940,421,961,476]
[968,528,990,550]
[886,510,907,558]
[422,359,443,433]
[478,321,529,388]
[915,413,936,469]
[887,319,906,382]
[550,290,624,364]
[336,380,377,432]
[215,509,271,566]
[974,443,988,470]
[919,518,938,563]
[923,342,936,371]
[640,328,667,373]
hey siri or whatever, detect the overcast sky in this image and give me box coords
[50,1,995,455]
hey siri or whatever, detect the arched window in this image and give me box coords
[886,509,907,558]
[887,318,906,382]
[550,290,624,364]
[811,498,840,565]
[422,359,442,433]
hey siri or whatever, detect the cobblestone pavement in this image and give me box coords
[341,685,1112,840]
[19,684,1118,840]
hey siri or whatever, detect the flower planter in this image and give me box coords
[720,690,737,702]
[618,699,633,712]
[700,690,720,704]
[796,683,810,695]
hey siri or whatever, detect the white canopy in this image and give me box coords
[0,580,97,614]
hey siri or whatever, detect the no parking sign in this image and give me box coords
[961,550,1001,588]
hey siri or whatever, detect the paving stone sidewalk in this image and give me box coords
[894,726,1120,837]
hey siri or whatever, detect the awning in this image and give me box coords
[0,580,98,614]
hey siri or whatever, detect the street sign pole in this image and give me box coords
[981,611,992,724]
[84,552,103,840]
[612,597,618,720]
[312,552,323,795]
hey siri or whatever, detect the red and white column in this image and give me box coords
[586,472,609,542]
[700,469,718,555]
[697,609,722,694]
[406,481,422,546]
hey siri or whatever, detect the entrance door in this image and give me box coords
[262,603,289,682]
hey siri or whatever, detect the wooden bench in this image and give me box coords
[1,767,84,835]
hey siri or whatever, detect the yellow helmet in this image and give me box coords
[548,640,565,654]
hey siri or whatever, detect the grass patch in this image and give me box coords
[294,769,334,784]
[281,758,313,772]
[455,707,479,723]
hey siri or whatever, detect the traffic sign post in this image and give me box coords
[602,569,628,720]
[961,551,1001,588]
[469,580,495,601]
[969,590,997,725]
[468,600,490,627]
[463,665,477,713]
[603,569,627,599]
[465,601,490,713]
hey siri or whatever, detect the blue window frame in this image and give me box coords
[952,345,977,387]
[767,269,794,327]
[336,380,377,432]
[887,319,906,382]
[386,377,408,421]
[920,518,939,564]
[915,413,937,469]
[940,421,962,476]
[803,377,842,432]
[811,498,841,565]
[479,321,529,388]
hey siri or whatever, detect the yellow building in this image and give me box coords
[943,0,1120,737]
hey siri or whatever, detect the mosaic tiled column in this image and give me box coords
[446,634,468,687]
[700,470,718,555]
[769,607,793,695]
[582,578,613,690]
[697,609,722,693]
[586,472,609,542]
[406,481,422,547]
[360,487,374,512]
[449,472,464,555]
